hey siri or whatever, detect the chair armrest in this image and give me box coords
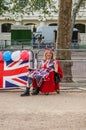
[28,68,36,72]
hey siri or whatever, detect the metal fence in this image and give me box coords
[0,43,86,90]
[0,40,86,50]
[36,49,86,89]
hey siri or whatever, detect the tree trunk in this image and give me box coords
[56,0,73,82]
[71,0,83,39]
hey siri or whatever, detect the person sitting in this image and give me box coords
[20,49,63,96]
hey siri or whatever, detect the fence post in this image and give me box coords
[34,52,38,69]
[5,40,7,48]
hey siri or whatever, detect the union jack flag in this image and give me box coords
[0,60,29,89]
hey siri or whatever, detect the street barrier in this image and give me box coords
[0,49,34,89]
[0,48,86,90]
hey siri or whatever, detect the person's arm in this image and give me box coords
[54,62,58,72]
[38,62,42,69]
[49,61,58,72]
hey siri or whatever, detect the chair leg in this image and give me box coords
[31,87,40,95]
[44,93,49,95]
[56,90,60,94]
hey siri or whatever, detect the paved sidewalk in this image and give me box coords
[0,91,86,130]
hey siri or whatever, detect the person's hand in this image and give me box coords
[50,68,54,72]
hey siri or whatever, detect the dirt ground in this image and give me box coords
[0,90,86,130]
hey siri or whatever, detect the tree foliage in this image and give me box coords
[0,0,9,15]
[0,0,57,19]
[72,0,84,25]
[0,0,85,20]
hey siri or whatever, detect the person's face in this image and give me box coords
[45,50,53,60]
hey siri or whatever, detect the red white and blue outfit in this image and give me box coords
[27,59,57,87]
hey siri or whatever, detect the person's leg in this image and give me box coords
[31,75,42,95]
[20,77,33,96]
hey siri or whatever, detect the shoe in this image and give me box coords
[31,87,39,95]
[20,87,30,96]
